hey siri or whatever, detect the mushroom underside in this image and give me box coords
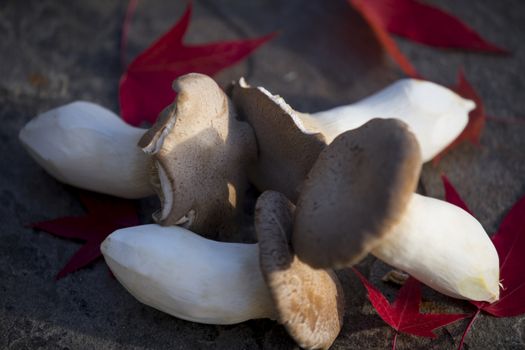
[256,191,345,350]
[139,73,257,238]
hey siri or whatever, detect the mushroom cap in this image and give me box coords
[293,118,422,269]
[231,79,326,202]
[139,73,256,237]
[255,191,344,350]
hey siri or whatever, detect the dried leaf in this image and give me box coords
[355,0,507,52]
[31,191,139,279]
[353,268,467,342]
[119,3,275,126]
[482,195,525,317]
[348,0,507,76]
[433,71,485,164]
[441,174,472,215]
[441,176,525,348]
[442,175,525,316]
[349,0,418,77]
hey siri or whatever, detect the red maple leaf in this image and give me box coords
[30,191,140,280]
[119,2,276,126]
[349,0,418,77]
[348,0,507,76]
[353,268,467,348]
[441,174,472,215]
[433,71,486,164]
[441,175,525,349]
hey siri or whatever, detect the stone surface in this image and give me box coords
[1,0,524,349]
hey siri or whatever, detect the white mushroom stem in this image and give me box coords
[371,194,500,302]
[101,224,277,324]
[259,78,475,162]
[19,101,154,199]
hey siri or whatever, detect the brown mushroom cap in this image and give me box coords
[139,73,256,237]
[293,118,422,269]
[231,79,326,202]
[256,191,344,350]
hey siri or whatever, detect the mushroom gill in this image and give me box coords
[139,73,256,237]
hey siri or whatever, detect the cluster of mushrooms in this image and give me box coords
[19,73,500,349]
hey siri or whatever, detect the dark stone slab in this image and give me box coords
[1,0,524,349]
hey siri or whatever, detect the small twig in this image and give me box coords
[457,309,481,350]
[120,0,139,69]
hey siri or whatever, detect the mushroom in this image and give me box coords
[293,118,421,268]
[19,75,472,215]
[293,118,499,302]
[101,190,344,350]
[304,79,474,161]
[18,74,255,237]
[256,191,344,349]
[18,101,153,199]
[371,193,500,302]
[230,77,474,197]
[229,79,326,201]
[138,73,257,236]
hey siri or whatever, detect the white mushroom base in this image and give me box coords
[304,79,474,162]
[101,225,276,324]
[371,194,500,302]
[18,101,153,199]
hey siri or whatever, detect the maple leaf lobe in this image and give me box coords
[432,71,485,164]
[353,268,467,338]
[119,3,276,126]
[441,175,525,318]
[31,191,139,279]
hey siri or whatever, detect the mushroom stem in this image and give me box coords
[101,224,277,324]
[303,79,474,161]
[371,194,500,302]
[103,191,345,350]
[19,101,154,199]
[234,78,474,166]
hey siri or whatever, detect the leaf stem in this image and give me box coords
[458,309,481,350]
[392,331,398,350]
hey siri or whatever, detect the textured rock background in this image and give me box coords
[1,0,524,349]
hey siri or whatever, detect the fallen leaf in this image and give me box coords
[442,174,525,316]
[441,175,525,349]
[31,191,140,279]
[450,71,486,146]
[353,267,467,348]
[441,174,472,215]
[433,71,485,164]
[348,0,507,76]
[481,194,525,317]
[349,0,418,77]
[119,3,276,126]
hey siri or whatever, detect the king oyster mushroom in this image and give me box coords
[293,118,499,302]
[230,77,474,199]
[294,118,421,269]
[18,74,256,237]
[18,101,153,198]
[138,73,257,236]
[19,74,472,214]
[19,74,472,203]
[101,190,344,350]
[256,191,344,349]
